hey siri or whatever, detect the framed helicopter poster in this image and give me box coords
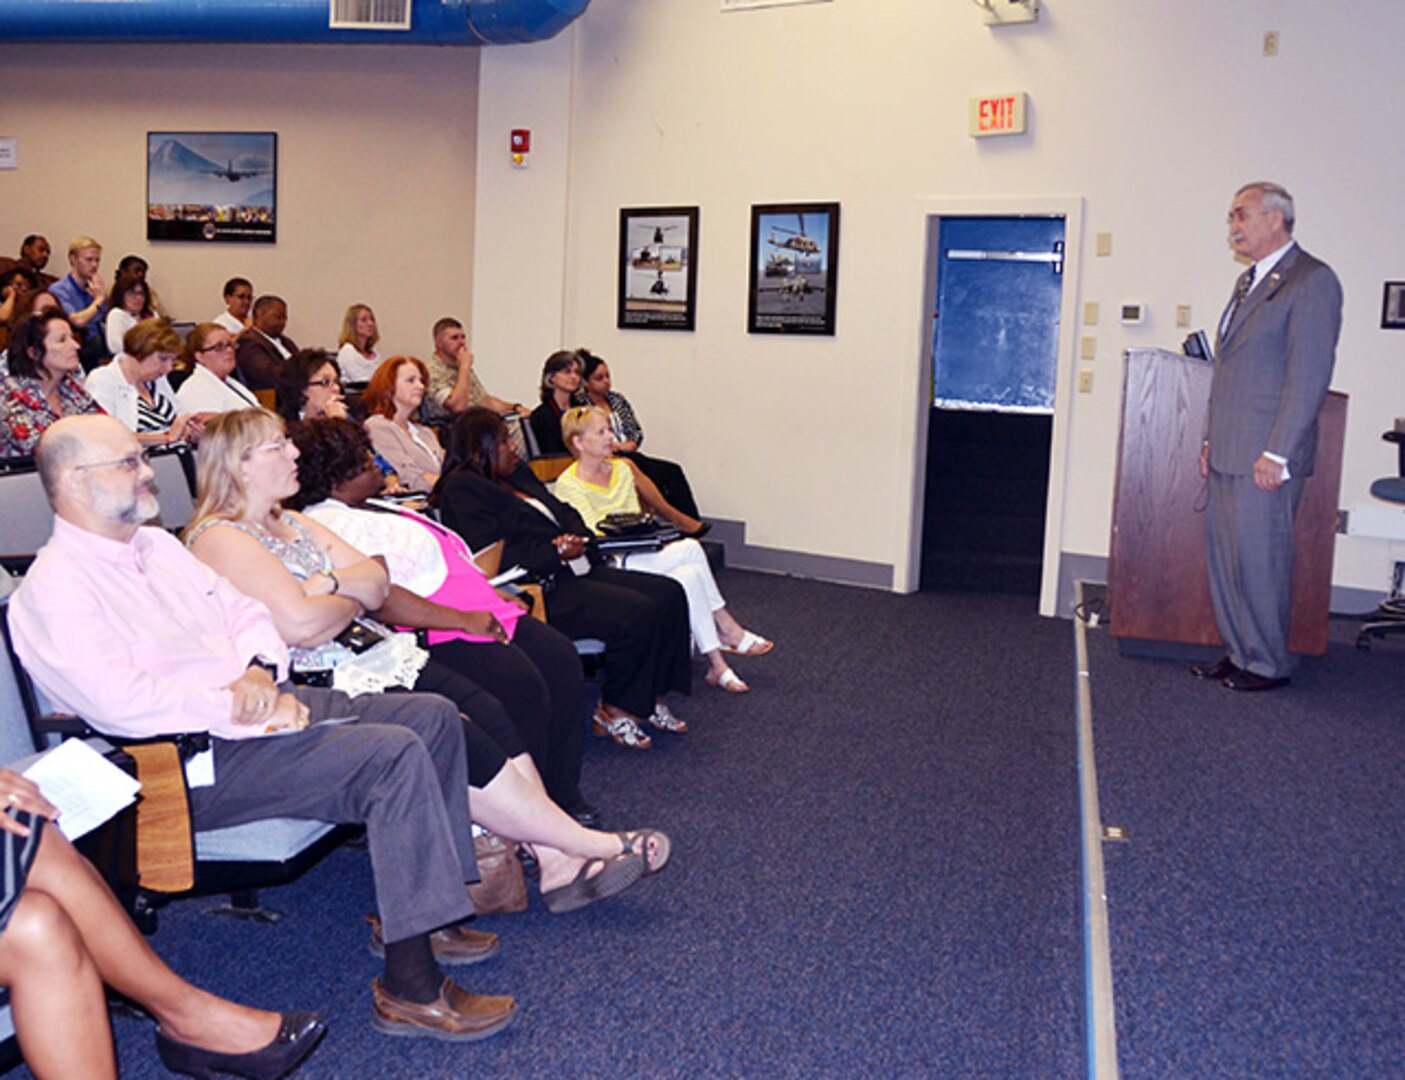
[747,201,839,335]
[147,131,278,243]
[617,206,699,331]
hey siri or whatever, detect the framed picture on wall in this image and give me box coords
[1382,281,1405,329]
[617,206,699,331]
[747,201,839,335]
[146,131,278,243]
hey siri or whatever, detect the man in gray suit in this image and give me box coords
[1192,181,1342,691]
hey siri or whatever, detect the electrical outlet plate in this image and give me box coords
[1078,369,1094,393]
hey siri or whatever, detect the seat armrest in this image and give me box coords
[121,742,195,893]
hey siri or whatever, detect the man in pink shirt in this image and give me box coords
[8,414,516,1042]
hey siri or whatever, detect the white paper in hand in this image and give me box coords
[22,740,142,841]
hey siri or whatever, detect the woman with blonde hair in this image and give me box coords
[362,355,444,492]
[335,303,380,384]
[186,409,671,909]
[555,405,771,693]
[86,319,206,445]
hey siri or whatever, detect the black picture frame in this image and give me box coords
[617,207,699,330]
[747,201,839,335]
[1382,281,1405,329]
[147,131,278,244]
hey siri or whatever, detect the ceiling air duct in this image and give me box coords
[0,0,591,46]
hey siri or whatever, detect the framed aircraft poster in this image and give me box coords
[618,206,699,331]
[147,131,278,243]
[747,201,839,335]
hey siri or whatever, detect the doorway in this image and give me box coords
[919,216,1066,596]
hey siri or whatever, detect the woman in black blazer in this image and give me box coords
[431,408,692,750]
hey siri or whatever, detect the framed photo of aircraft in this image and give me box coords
[618,206,699,331]
[146,131,278,243]
[747,201,839,335]
[1381,281,1405,329]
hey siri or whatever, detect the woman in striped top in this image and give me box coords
[85,318,206,446]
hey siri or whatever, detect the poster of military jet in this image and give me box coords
[147,132,278,243]
[618,206,699,331]
[748,202,840,335]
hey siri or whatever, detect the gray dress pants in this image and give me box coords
[1206,470,1304,679]
[189,687,476,944]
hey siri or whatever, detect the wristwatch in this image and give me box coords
[247,657,279,679]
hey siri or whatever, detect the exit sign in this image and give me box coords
[969,92,1028,137]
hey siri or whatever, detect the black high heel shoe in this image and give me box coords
[155,1011,327,1080]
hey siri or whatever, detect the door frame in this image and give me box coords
[895,196,1085,617]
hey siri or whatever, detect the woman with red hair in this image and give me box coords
[363,355,444,493]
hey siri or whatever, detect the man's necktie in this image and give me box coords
[1225,264,1256,331]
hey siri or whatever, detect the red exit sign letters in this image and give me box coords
[969,92,1028,137]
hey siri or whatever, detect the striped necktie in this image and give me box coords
[1223,265,1256,335]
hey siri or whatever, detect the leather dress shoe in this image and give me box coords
[370,978,516,1042]
[366,914,500,966]
[1190,656,1239,680]
[156,1010,326,1079]
[1222,669,1290,692]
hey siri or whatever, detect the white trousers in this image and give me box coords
[617,538,725,654]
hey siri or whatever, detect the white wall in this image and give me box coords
[472,0,1405,601]
[0,42,480,360]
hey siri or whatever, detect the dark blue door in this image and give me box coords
[932,216,1065,411]
[922,216,1065,595]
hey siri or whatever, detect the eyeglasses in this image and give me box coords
[248,436,291,455]
[75,450,150,474]
[1226,208,1268,225]
[308,377,342,389]
[198,341,235,353]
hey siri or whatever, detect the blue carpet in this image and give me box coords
[1088,617,1405,1076]
[11,572,1084,1078]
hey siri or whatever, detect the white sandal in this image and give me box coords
[705,667,749,693]
[646,702,689,733]
[592,709,653,750]
[721,630,773,657]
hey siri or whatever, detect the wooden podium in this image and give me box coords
[1107,347,1346,656]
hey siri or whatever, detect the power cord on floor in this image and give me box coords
[1073,594,1107,628]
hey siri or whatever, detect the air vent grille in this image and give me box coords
[329,0,412,30]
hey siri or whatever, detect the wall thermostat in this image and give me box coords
[1119,302,1145,326]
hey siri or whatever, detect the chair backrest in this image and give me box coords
[147,444,197,532]
[0,597,42,765]
[0,465,54,562]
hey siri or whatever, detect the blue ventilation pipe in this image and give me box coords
[0,0,590,45]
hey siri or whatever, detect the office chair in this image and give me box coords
[1355,429,1405,649]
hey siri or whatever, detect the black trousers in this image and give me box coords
[544,564,692,718]
[409,659,515,789]
[427,616,589,812]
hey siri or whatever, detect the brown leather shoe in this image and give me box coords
[371,978,516,1042]
[366,914,501,966]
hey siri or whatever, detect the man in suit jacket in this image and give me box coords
[1194,181,1342,691]
[234,294,298,391]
